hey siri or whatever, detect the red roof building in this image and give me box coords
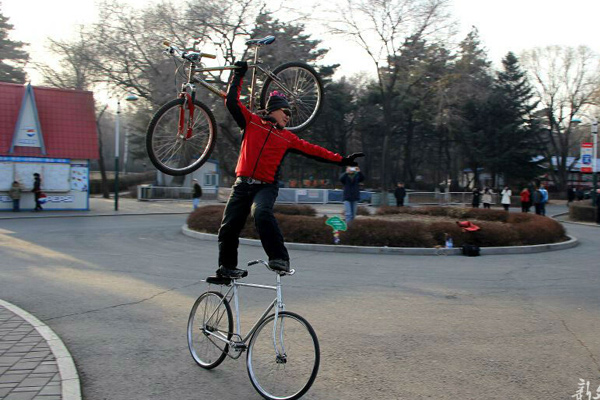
[1,83,98,211]
[0,82,98,159]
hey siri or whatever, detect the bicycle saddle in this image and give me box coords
[245,36,276,46]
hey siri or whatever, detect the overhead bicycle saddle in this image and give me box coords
[245,36,276,46]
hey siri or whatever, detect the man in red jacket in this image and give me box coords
[216,61,363,278]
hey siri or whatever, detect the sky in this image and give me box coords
[3,0,600,84]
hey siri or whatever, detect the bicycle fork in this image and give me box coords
[273,274,287,363]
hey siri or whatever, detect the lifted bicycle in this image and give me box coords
[187,259,320,400]
[147,36,324,176]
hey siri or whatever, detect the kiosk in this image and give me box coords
[0,83,98,211]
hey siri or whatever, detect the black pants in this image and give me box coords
[218,181,288,269]
[34,194,43,210]
[396,199,404,207]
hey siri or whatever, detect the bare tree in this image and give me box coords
[328,0,454,198]
[521,45,600,191]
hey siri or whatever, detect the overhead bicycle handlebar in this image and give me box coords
[247,259,295,275]
[163,41,216,61]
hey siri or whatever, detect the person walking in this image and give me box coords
[340,166,365,224]
[215,60,364,279]
[539,184,548,216]
[567,186,575,205]
[532,186,543,215]
[500,186,512,211]
[8,181,22,212]
[394,182,406,207]
[596,189,600,225]
[471,187,481,208]
[520,187,530,212]
[32,173,43,211]
[192,179,202,210]
[482,187,493,209]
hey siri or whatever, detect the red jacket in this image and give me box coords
[226,76,342,183]
[520,189,530,202]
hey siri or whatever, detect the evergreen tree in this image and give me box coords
[448,28,493,188]
[0,5,29,83]
[483,52,541,185]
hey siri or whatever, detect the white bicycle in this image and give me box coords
[187,260,320,400]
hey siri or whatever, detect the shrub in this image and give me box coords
[340,220,435,247]
[273,204,317,216]
[570,203,597,222]
[187,205,226,233]
[512,217,567,245]
[186,204,566,247]
[357,206,371,216]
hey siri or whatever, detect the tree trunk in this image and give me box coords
[96,106,110,199]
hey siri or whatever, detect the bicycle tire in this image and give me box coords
[146,97,217,176]
[260,62,324,133]
[187,291,233,369]
[247,311,320,400]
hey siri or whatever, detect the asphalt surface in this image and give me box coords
[0,200,599,399]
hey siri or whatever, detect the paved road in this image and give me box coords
[0,213,599,399]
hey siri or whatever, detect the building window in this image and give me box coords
[204,174,217,186]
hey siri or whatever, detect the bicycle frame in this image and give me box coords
[201,273,287,357]
[182,44,288,112]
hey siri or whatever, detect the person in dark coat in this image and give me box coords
[340,166,365,225]
[596,189,600,225]
[32,173,43,211]
[567,186,575,205]
[192,179,202,210]
[471,187,481,208]
[394,182,406,207]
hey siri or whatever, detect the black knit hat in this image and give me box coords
[266,91,290,114]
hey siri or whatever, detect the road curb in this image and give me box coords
[181,225,578,256]
[0,299,82,400]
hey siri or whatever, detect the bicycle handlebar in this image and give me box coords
[163,41,216,61]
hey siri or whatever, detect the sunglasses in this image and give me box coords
[281,108,291,117]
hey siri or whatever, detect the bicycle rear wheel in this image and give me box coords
[188,291,232,369]
[247,311,320,400]
[146,97,217,176]
[260,62,324,133]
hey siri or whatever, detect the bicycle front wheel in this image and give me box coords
[187,291,233,369]
[146,97,217,176]
[247,311,320,400]
[260,62,324,133]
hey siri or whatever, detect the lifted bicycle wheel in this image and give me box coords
[260,62,324,133]
[188,291,233,369]
[247,311,320,400]
[146,97,217,176]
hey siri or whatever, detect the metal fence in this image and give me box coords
[138,185,499,206]
[137,185,218,201]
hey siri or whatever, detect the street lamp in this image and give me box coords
[572,114,598,205]
[115,94,139,211]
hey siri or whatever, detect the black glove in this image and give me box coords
[234,61,248,77]
[339,152,365,166]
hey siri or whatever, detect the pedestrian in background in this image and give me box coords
[340,166,364,225]
[532,186,543,215]
[539,184,548,216]
[567,186,575,205]
[471,187,481,208]
[192,179,202,210]
[596,189,600,225]
[501,186,512,211]
[520,187,530,212]
[8,181,22,212]
[394,182,406,207]
[32,173,43,211]
[482,187,493,209]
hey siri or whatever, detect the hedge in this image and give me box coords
[187,205,567,248]
[569,202,597,222]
